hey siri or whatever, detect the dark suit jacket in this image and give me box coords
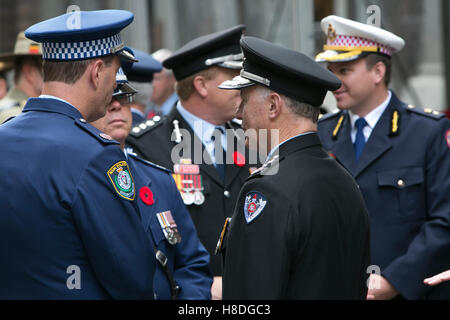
[126,106,257,275]
[222,133,371,299]
[318,92,450,299]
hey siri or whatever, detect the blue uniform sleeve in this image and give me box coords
[71,146,155,299]
[383,118,450,299]
[170,177,213,299]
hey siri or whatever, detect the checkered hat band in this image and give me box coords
[327,35,393,56]
[42,34,122,60]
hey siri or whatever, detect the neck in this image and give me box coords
[269,116,316,151]
[16,78,39,98]
[42,81,90,119]
[180,97,225,126]
[351,87,389,118]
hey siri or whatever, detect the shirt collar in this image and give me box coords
[349,90,392,129]
[176,100,226,143]
[160,92,178,116]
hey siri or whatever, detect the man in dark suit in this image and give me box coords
[316,15,450,299]
[218,36,370,299]
[126,25,258,299]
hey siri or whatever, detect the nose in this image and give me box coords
[235,103,243,120]
[107,98,122,112]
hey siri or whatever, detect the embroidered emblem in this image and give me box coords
[107,161,135,200]
[244,192,267,224]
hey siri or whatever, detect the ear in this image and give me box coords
[22,63,36,83]
[89,59,104,90]
[192,75,208,98]
[372,61,386,85]
[267,92,283,120]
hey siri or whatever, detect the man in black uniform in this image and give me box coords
[126,25,258,299]
[218,36,370,299]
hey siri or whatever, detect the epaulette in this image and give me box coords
[247,155,282,179]
[318,109,342,122]
[405,105,446,120]
[128,153,172,174]
[75,118,119,145]
[129,116,164,138]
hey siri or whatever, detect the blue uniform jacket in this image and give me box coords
[0,98,156,299]
[318,92,450,299]
[128,154,213,299]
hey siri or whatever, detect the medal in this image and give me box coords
[156,210,182,245]
[193,174,205,205]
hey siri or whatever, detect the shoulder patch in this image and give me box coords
[128,153,172,173]
[107,161,135,200]
[129,117,164,138]
[244,191,267,224]
[406,106,446,120]
[75,119,119,145]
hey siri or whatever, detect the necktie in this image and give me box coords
[354,118,368,162]
[212,127,226,181]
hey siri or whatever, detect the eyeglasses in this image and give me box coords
[112,93,135,105]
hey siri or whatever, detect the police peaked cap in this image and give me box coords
[163,25,246,81]
[220,36,341,107]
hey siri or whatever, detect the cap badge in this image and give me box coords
[327,24,337,42]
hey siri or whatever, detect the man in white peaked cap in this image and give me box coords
[317,15,450,300]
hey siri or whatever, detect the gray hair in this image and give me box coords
[257,85,320,123]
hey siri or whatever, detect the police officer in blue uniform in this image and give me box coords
[0,10,156,299]
[316,16,450,299]
[90,67,213,299]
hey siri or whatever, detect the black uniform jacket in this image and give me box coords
[222,133,371,299]
[126,106,257,276]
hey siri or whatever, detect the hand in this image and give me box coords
[366,274,398,300]
[424,270,450,286]
[211,276,222,300]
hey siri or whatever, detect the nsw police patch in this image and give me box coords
[244,191,267,224]
[107,161,135,200]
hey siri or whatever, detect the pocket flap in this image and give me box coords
[377,167,424,188]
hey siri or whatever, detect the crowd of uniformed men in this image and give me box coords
[0,8,449,300]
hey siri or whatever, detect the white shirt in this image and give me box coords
[176,101,227,166]
[349,90,392,143]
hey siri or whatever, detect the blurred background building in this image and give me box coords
[0,0,448,112]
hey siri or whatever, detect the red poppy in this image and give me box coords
[140,186,154,205]
[233,151,245,167]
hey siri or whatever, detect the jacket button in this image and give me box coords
[224,190,230,198]
[397,179,405,188]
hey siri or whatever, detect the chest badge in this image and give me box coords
[156,211,182,245]
[244,191,267,224]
